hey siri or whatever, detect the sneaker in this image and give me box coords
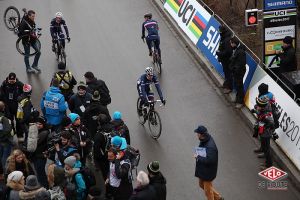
[257,153,265,158]
[26,67,35,73]
[253,148,262,153]
[32,66,41,72]
[235,103,243,109]
[223,88,232,94]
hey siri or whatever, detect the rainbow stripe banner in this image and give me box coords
[164,0,211,44]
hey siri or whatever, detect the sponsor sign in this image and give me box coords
[265,40,284,55]
[264,25,295,41]
[164,0,211,44]
[245,66,300,170]
[264,0,296,11]
[258,166,288,190]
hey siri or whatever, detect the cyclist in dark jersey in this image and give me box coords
[137,67,165,115]
[50,12,70,52]
[141,13,161,59]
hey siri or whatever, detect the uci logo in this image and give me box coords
[274,10,287,16]
[178,0,196,26]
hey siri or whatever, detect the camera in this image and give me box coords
[46,131,61,153]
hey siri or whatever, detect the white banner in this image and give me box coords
[265,25,295,41]
[247,66,300,169]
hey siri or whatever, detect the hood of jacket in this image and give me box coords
[49,86,62,94]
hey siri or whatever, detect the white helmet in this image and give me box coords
[145,67,154,76]
[55,12,63,18]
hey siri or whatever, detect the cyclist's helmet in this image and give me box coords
[144,13,152,19]
[145,67,154,76]
[55,12,63,18]
[113,111,122,120]
[23,84,32,94]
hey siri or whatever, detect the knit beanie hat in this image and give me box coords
[68,113,80,123]
[7,171,23,182]
[64,156,76,167]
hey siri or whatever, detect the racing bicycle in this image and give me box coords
[137,97,162,139]
[142,38,162,75]
[4,6,42,56]
[53,33,68,65]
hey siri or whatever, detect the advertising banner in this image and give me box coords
[164,0,211,44]
[245,66,300,170]
[264,0,296,11]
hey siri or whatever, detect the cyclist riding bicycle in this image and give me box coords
[50,12,70,52]
[137,67,165,115]
[141,13,161,60]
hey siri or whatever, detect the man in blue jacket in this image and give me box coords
[40,78,68,131]
[194,125,224,200]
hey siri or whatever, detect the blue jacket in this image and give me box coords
[137,74,164,101]
[142,19,159,38]
[73,161,86,200]
[195,133,218,181]
[40,86,68,125]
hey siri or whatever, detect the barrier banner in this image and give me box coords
[245,66,300,170]
[164,0,211,44]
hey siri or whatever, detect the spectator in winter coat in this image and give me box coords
[0,101,14,178]
[216,26,233,94]
[129,171,156,200]
[251,97,275,169]
[47,164,66,200]
[82,91,111,139]
[84,71,111,106]
[194,126,224,200]
[6,171,25,200]
[111,111,130,145]
[35,189,51,200]
[147,161,166,200]
[40,78,68,131]
[69,113,92,166]
[276,36,297,74]
[64,156,87,200]
[106,148,133,200]
[229,37,246,109]
[31,116,49,188]
[68,81,92,117]
[0,73,24,137]
[5,149,34,182]
[19,175,47,200]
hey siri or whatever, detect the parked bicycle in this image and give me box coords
[53,33,68,65]
[137,97,162,139]
[4,6,42,56]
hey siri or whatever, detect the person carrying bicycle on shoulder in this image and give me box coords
[141,13,161,60]
[137,67,165,116]
[50,12,70,52]
[18,9,41,73]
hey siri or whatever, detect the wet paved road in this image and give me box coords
[0,0,299,199]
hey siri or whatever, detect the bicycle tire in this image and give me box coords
[16,36,41,56]
[155,58,162,74]
[137,97,146,125]
[148,110,162,139]
[3,6,20,31]
[58,47,67,66]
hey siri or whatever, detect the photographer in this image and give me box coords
[47,130,77,167]
[252,97,275,170]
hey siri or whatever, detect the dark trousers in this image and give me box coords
[146,36,161,57]
[233,69,246,104]
[261,137,272,167]
[23,40,41,69]
[33,158,48,188]
[222,62,233,90]
[0,144,12,172]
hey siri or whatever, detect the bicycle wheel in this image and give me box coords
[137,97,146,125]
[148,110,162,139]
[58,47,67,66]
[154,56,162,74]
[3,6,20,31]
[16,36,41,56]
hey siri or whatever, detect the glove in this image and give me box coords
[162,99,166,105]
[67,37,71,42]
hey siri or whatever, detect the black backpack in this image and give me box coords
[90,80,111,106]
[125,145,140,177]
[0,116,13,143]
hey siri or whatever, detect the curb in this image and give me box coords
[152,0,300,191]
